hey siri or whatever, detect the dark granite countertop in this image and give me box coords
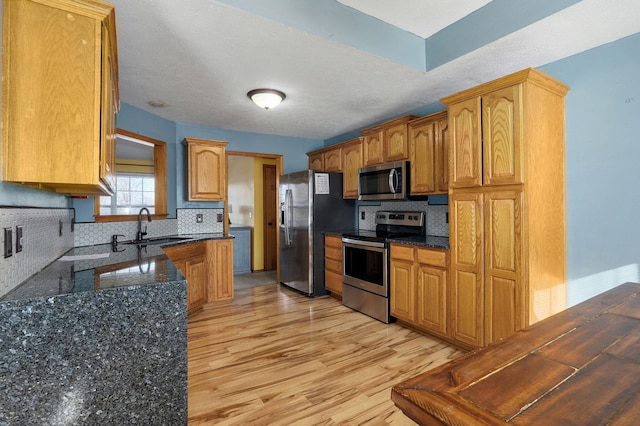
[1,233,232,302]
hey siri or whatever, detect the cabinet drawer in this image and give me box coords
[416,248,447,268]
[390,244,414,262]
[325,258,342,275]
[325,245,343,261]
[325,235,342,248]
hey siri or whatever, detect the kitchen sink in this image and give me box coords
[126,236,192,246]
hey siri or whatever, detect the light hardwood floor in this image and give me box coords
[188,284,465,425]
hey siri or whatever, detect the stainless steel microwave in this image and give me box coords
[358,161,408,201]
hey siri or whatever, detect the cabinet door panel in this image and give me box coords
[390,259,415,322]
[187,141,226,201]
[417,265,447,335]
[186,254,207,313]
[486,276,518,343]
[385,123,409,161]
[482,85,523,185]
[449,98,482,188]
[451,269,483,347]
[342,141,362,198]
[450,192,484,347]
[324,148,342,172]
[363,131,384,166]
[437,118,449,192]
[409,121,436,194]
[207,240,233,302]
[308,153,324,171]
[485,191,524,343]
[452,194,483,268]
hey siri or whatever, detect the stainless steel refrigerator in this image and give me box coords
[279,170,355,296]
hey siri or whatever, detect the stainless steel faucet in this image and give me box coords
[137,207,152,241]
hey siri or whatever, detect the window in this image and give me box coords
[99,173,156,215]
[95,129,167,222]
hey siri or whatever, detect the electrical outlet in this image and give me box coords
[15,226,23,253]
[196,213,203,223]
[361,211,365,220]
[216,213,223,223]
[446,212,449,224]
[4,228,12,258]
[59,220,63,236]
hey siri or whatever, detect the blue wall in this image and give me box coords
[540,33,640,305]
[175,123,323,208]
[72,104,323,221]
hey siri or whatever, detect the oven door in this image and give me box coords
[342,238,388,297]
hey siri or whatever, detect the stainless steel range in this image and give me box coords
[341,211,425,323]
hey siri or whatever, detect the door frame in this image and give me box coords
[225,151,283,280]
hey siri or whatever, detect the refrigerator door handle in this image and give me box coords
[284,189,293,246]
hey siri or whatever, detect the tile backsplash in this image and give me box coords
[358,200,449,237]
[0,207,225,297]
[0,208,74,298]
[74,208,225,246]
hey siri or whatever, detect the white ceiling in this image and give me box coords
[109,0,640,141]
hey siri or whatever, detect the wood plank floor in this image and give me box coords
[188,284,465,425]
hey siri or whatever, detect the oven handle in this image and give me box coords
[342,237,386,249]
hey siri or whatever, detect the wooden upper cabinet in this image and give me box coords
[183,138,228,201]
[384,122,410,161]
[362,129,384,167]
[482,85,523,186]
[307,146,342,172]
[1,0,119,196]
[448,98,482,188]
[341,138,362,199]
[409,111,448,195]
[361,115,416,167]
[324,147,343,172]
[308,152,324,171]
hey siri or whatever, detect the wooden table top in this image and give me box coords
[392,282,640,425]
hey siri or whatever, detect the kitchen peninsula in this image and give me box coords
[0,234,231,425]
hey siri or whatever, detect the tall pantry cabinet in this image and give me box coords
[442,68,569,348]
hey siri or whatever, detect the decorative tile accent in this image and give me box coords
[0,208,74,298]
[357,200,449,237]
[74,219,178,247]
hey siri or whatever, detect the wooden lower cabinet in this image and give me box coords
[163,238,234,314]
[209,239,234,301]
[324,235,343,297]
[163,241,208,314]
[390,244,448,339]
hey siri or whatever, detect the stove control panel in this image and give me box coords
[375,211,424,227]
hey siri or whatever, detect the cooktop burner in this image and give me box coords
[342,211,426,242]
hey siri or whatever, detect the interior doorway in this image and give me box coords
[226,151,282,274]
[262,164,277,271]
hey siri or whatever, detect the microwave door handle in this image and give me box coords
[388,169,398,194]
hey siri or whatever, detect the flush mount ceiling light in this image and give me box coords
[247,89,286,110]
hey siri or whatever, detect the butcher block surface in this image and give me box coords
[392,282,640,425]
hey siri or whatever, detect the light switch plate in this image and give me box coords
[4,228,12,258]
[15,226,23,253]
